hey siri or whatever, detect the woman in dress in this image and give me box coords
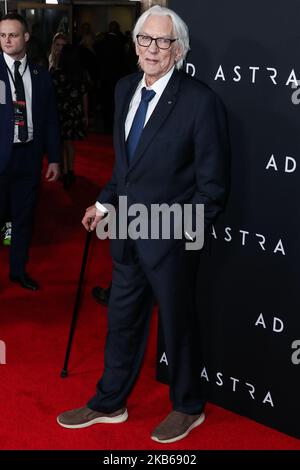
[51,44,88,188]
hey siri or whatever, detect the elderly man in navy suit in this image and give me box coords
[58,6,229,443]
[0,14,60,290]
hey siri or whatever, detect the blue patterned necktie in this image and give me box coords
[126,87,156,164]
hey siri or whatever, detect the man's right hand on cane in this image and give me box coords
[82,205,104,231]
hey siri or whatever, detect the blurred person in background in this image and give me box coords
[95,21,126,133]
[48,32,68,72]
[51,44,88,189]
[27,22,48,68]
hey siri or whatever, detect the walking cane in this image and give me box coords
[61,229,93,378]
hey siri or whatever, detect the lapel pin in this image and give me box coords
[33,69,38,75]
[168,100,173,105]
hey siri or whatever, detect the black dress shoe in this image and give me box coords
[9,273,39,291]
[68,170,75,184]
[63,171,75,190]
[92,285,111,306]
[62,173,71,190]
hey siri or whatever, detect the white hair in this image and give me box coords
[132,5,190,70]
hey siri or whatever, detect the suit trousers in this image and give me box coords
[88,240,205,415]
[0,143,39,276]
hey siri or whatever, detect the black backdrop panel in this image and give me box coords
[157,0,300,439]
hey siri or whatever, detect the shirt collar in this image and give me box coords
[141,66,175,97]
[3,52,27,72]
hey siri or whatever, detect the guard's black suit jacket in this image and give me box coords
[98,69,229,268]
[0,53,60,174]
[0,53,60,276]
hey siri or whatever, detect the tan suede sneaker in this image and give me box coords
[57,406,128,429]
[151,410,205,443]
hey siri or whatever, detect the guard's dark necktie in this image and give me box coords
[126,87,156,164]
[14,60,28,143]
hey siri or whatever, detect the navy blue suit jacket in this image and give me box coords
[98,69,229,268]
[0,53,60,175]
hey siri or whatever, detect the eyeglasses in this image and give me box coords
[136,34,178,50]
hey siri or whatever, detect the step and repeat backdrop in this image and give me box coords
[157,0,300,439]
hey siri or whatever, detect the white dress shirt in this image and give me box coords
[96,67,175,214]
[124,66,175,140]
[4,52,33,143]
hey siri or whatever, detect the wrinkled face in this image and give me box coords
[0,20,29,60]
[135,15,182,86]
[53,38,67,56]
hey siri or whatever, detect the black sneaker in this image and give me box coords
[1,222,11,246]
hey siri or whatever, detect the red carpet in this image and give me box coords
[0,134,300,450]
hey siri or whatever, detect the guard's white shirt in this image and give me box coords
[4,52,33,143]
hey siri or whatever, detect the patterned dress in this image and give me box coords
[51,68,87,140]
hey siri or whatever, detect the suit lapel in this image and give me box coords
[28,62,40,126]
[126,69,182,174]
[0,53,13,104]
[117,73,142,170]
